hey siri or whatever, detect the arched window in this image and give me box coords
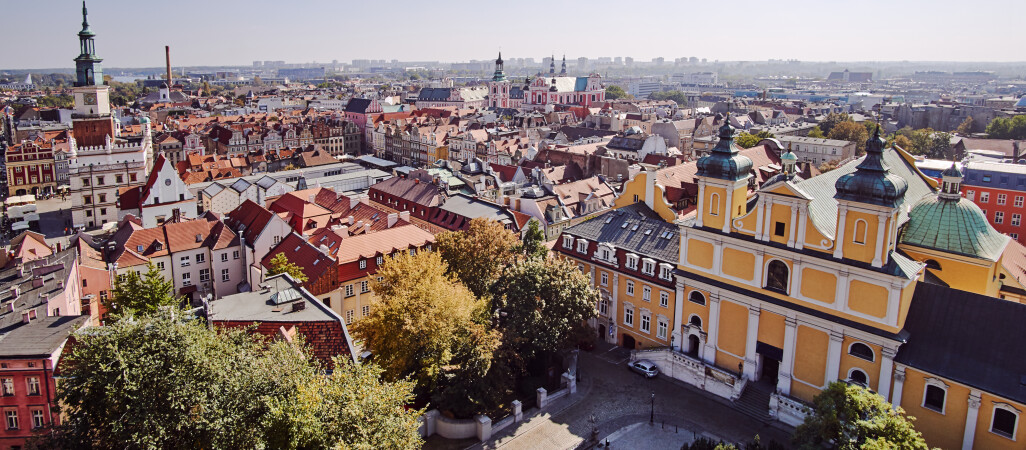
[848,368,868,387]
[923,383,946,413]
[689,315,702,329]
[992,404,1020,439]
[848,342,875,362]
[765,260,789,292]
[688,291,706,305]
[708,193,720,216]
[852,219,868,244]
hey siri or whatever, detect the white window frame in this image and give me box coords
[376,256,383,265]
[642,285,651,301]
[626,280,635,296]
[345,284,354,297]
[359,260,367,269]
[196,253,205,263]
[199,269,210,282]
[1014,214,1022,227]
[180,255,190,267]
[998,193,1007,205]
[996,211,1005,224]
[221,269,230,282]
[624,306,634,326]
[5,410,17,430]
[991,403,1020,440]
[657,317,668,339]
[847,342,876,362]
[563,235,573,249]
[921,378,948,414]
[966,190,975,201]
[221,253,228,262]
[182,272,192,286]
[600,272,608,286]
[599,298,609,315]
[659,263,673,280]
[846,368,869,387]
[980,192,990,203]
[659,291,669,307]
[577,239,588,254]
[641,258,656,276]
[640,311,651,333]
[626,254,639,270]
[360,280,369,293]
[1016,195,1024,208]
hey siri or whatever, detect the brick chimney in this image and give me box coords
[387,213,398,228]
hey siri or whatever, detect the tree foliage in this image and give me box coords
[955,116,975,135]
[436,218,519,298]
[268,252,309,283]
[605,85,629,100]
[351,251,501,417]
[44,311,422,450]
[648,90,688,106]
[819,113,852,136]
[985,115,1026,140]
[893,127,953,159]
[807,126,826,138]
[793,382,928,450]
[517,220,548,260]
[491,256,597,360]
[36,94,74,108]
[828,121,870,153]
[104,261,181,321]
[735,130,774,149]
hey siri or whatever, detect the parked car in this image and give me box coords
[628,359,659,378]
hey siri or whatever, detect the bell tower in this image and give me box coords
[489,51,510,108]
[694,115,753,233]
[72,1,110,117]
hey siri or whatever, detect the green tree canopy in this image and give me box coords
[793,382,928,450]
[490,256,597,360]
[351,251,501,416]
[436,218,519,298]
[828,121,870,153]
[985,115,1026,140]
[44,311,422,450]
[734,130,773,149]
[605,85,629,100]
[819,113,852,136]
[267,252,309,283]
[517,219,548,260]
[648,90,688,106]
[955,116,975,135]
[104,261,181,321]
[807,126,825,138]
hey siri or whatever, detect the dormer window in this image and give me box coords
[563,235,573,249]
[576,239,588,254]
[626,254,639,270]
[659,264,673,280]
[642,258,656,276]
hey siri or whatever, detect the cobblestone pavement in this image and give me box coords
[602,421,697,449]
[471,341,793,450]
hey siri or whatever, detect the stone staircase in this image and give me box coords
[733,380,773,424]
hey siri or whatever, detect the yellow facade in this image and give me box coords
[611,171,678,222]
[900,245,1003,297]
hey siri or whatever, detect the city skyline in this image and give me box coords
[3,0,1026,70]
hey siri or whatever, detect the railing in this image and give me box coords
[769,391,811,427]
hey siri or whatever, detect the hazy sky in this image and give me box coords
[4,0,1025,70]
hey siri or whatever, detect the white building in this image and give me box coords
[199,175,293,216]
[224,199,293,286]
[118,154,198,228]
[774,135,857,165]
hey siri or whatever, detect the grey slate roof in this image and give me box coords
[344,98,372,114]
[563,203,679,263]
[0,315,87,357]
[230,178,252,193]
[897,282,1026,404]
[795,147,934,238]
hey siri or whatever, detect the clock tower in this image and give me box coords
[72,1,110,117]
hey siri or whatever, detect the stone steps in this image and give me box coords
[733,381,773,424]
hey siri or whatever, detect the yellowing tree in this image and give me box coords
[436,218,519,298]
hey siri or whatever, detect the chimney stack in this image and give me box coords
[165,46,173,87]
[387,213,398,228]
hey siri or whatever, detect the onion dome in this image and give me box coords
[696,114,753,181]
[834,125,908,207]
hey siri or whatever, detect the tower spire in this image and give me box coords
[560,54,567,75]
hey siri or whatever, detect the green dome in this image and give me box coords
[139,116,150,124]
[834,126,907,207]
[900,195,1008,261]
[781,151,798,161]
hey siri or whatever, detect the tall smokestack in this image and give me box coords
[165,45,172,87]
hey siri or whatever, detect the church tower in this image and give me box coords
[694,115,753,233]
[549,54,555,74]
[560,55,567,75]
[832,126,908,267]
[488,52,511,108]
[72,1,110,118]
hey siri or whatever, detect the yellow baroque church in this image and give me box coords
[557,119,1026,449]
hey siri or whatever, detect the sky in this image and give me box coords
[4,0,1025,70]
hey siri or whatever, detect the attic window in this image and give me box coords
[136,245,144,252]
[605,216,613,224]
[630,224,639,232]
[294,246,301,252]
[195,234,202,243]
[644,229,652,235]
[621,222,629,229]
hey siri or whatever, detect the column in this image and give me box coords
[704,295,720,365]
[754,197,765,240]
[795,205,807,250]
[790,261,803,297]
[722,187,733,234]
[787,204,798,247]
[962,390,982,450]
[672,280,685,352]
[891,366,906,408]
[753,251,765,287]
[878,347,896,401]
[833,206,848,259]
[609,274,619,344]
[679,231,688,266]
[777,317,797,395]
[835,272,850,310]
[743,306,761,380]
[872,213,888,267]
[761,198,774,241]
[713,241,723,276]
[696,182,705,228]
[825,331,844,382]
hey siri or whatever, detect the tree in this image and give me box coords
[605,85,629,100]
[104,261,181,321]
[735,132,761,149]
[985,115,1026,139]
[807,126,825,138]
[819,113,852,136]
[955,116,975,135]
[793,382,928,450]
[267,253,309,283]
[253,75,263,86]
[649,90,688,106]
[44,311,422,449]
[828,121,870,153]
[892,134,913,151]
[36,94,74,108]
[436,218,519,298]
[490,256,597,360]
[517,220,548,260]
[351,252,500,415]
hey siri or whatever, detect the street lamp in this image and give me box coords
[650,392,654,424]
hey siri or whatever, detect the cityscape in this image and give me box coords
[2,1,1026,449]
